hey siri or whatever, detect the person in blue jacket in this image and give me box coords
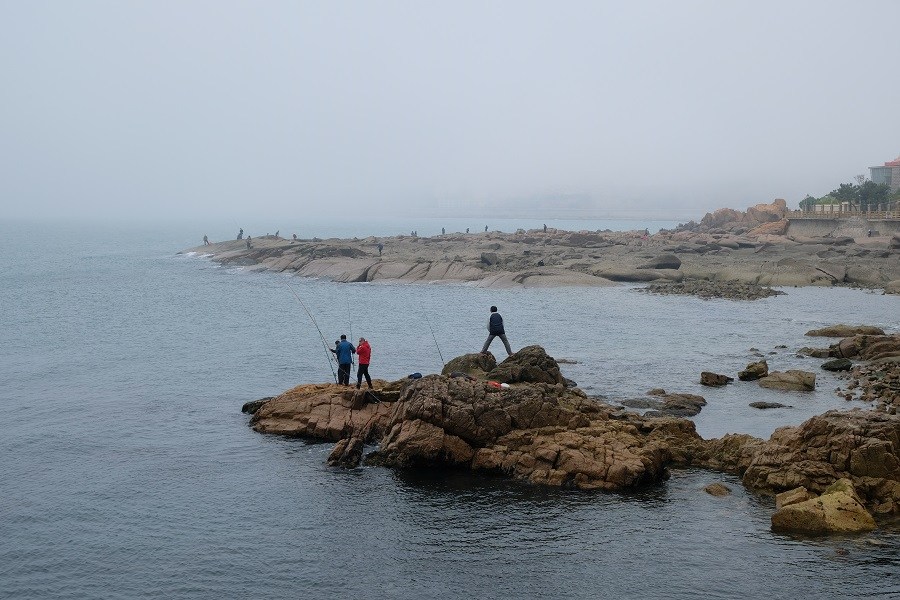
[481,306,512,356]
[330,334,356,385]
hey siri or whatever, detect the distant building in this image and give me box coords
[869,155,900,192]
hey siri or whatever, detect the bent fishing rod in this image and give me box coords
[282,279,338,383]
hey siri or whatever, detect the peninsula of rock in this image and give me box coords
[185,200,900,294]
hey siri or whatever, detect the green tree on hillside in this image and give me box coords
[799,195,817,210]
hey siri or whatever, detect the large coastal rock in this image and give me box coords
[770,479,876,534]
[184,203,900,292]
[739,410,900,515]
[245,348,900,518]
[485,345,565,385]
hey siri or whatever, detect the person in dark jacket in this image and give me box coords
[356,337,373,389]
[331,335,356,385]
[481,305,512,355]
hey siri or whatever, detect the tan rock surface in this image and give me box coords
[771,479,876,534]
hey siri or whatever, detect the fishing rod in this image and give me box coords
[282,279,338,383]
[424,313,446,368]
[347,299,354,366]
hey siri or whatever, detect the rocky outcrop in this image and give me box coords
[770,479,876,534]
[641,280,783,301]
[821,358,852,372]
[738,410,900,515]
[758,370,815,391]
[245,347,900,519]
[828,334,900,362]
[806,324,885,337]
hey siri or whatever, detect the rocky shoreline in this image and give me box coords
[243,328,900,535]
[184,200,900,297]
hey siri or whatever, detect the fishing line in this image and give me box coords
[282,278,337,383]
[424,313,446,368]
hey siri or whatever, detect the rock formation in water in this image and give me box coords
[182,200,900,294]
[246,343,900,523]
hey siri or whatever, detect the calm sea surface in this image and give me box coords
[1,218,898,599]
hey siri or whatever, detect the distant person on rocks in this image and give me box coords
[867,229,872,237]
[442,227,445,235]
[543,223,547,233]
[275,230,279,238]
[203,235,210,245]
[485,225,488,232]
[481,305,512,356]
[246,236,252,249]
[377,242,383,256]
[466,228,469,234]
[332,335,356,385]
[356,337,373,389]
[237,228,243,240]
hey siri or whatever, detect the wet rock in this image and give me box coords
[806,325,885,337]
[749,402,791,409]
[738,360,768,381]
[798,347,830,358]
[618,397,665,409]
[701,372,734,387]
[704,482,732,497]
[644,392,707,417]
[821,358,852,372]
[641,280,784,301]
[327,437,364,468]
[771,479,876,534]
[758,370,816,391]
[242,397,273,414]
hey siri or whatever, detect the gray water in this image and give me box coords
[1,219,898,599]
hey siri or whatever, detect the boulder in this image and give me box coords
[830,334,900,362]
[758,370,815,391]
[701,372,733,387]
[885,280,900,295]
[480,252,500,266]
[806,325,885,337]
[798,347,830,358]
[775,486,811,510]
[441,353,497,378]
[241,397,273,414]
[738,360,768,381]
[644,392,707,417]
[637,254,682,270]
[704,482,732,497]
[486,345,565,385]
[771,479,876,534]
[821,358,852,372]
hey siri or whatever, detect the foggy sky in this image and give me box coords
[2,1,899,222]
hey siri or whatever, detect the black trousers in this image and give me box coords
[357,364,372,388]
[338,363,352,385]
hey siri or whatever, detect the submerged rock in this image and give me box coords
[704,482,732,497]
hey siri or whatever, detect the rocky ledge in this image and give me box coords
[246,345,900,531]
[183,200,900,293]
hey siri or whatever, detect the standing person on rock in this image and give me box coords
[333,335,356,385]
[356,337,373,389]
[481,305,513,356]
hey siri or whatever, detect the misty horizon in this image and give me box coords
[2,1,898,223]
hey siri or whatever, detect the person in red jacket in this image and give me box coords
[356,337,373,389]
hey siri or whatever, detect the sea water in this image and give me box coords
[1,219,898,600]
